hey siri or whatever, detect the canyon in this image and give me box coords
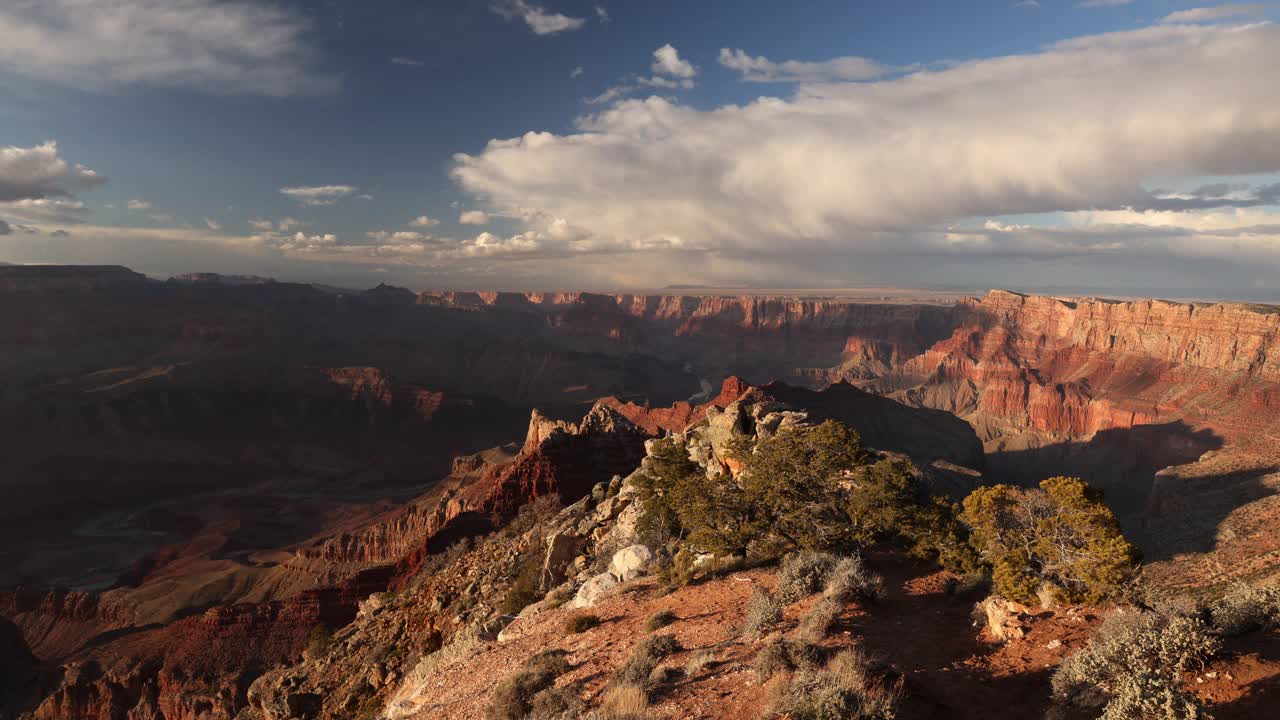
[2,265,1280,718]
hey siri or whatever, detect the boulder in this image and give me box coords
[568,573,620,608]
[755,410,808,440]
[542,531,585,590]
[979,597,1037,642]
[608,544,654,582]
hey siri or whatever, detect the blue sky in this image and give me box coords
[2,1,1280,295]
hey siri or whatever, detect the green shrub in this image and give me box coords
[564,614,601,634]
[644,609,678,632]
[488,671,553,720]
[824,556,886,604]
[634,437,763,557]
[798,597,842,643]
[638,420,979,578]
[487,649,572,720]
[612,634,682,688]
[836,459,980,574]
[777,551,839,604]
[1052,610,1219,720]
[754,636,820,681]
[739,422,867,551]
[655,547,696,591]
[528,684,583,719]
[741,586,784,638]
[501,546,546,615]
[1208,582,1280,637]
[945,573,990,601]
[962,477,1138,605]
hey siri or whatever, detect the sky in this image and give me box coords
[2,0,1280,296]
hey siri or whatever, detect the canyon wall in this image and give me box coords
[874,290,1280,590]
[418,289,961,384]
[7,267,1280,717]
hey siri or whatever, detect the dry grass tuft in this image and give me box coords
[762,646,898,719]
[598,684,650,719]
[564,613,602,634]
[741,586,784,638]
[683,649,717,677]
[644,609,679,632]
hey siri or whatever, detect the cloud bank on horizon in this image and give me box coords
[1,1,1280,294]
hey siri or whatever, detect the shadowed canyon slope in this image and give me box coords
[4,266,1280,718]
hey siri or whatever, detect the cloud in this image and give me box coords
[493,1,586,36]
[1014,1,1041,7]
[410,215,441,228]
[1077,0,1134,7]
[49,229,71,238]
[391,56,424,67]
[204,218,221,231]
[638,44,696,90]
[650,43,695,80]
[0,0,337,96]
[366,230,434,243]
[127,198,152,210]
[279,185,357,206]
[1137,181,1280,210]
[1160,4,1270,24]
[360,230,443,255]
[0,141,104,202]
[459,210,490,225]
[718,48,896,83]
[248,230,339,253]
[595,5,610,23]
[570,66,584,79]
[0,198,89,224]
[0,219,10,235]
[249,217,302,232]
[452,21,1280,280]
[585,83,634,104]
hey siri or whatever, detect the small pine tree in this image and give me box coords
[962,477,1138,604]
[634,437,763,557]
[739,421,866,551]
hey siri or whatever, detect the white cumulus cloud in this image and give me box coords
[452,21,1280,270]
[459,210,491,225]
[651,44,696,79]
